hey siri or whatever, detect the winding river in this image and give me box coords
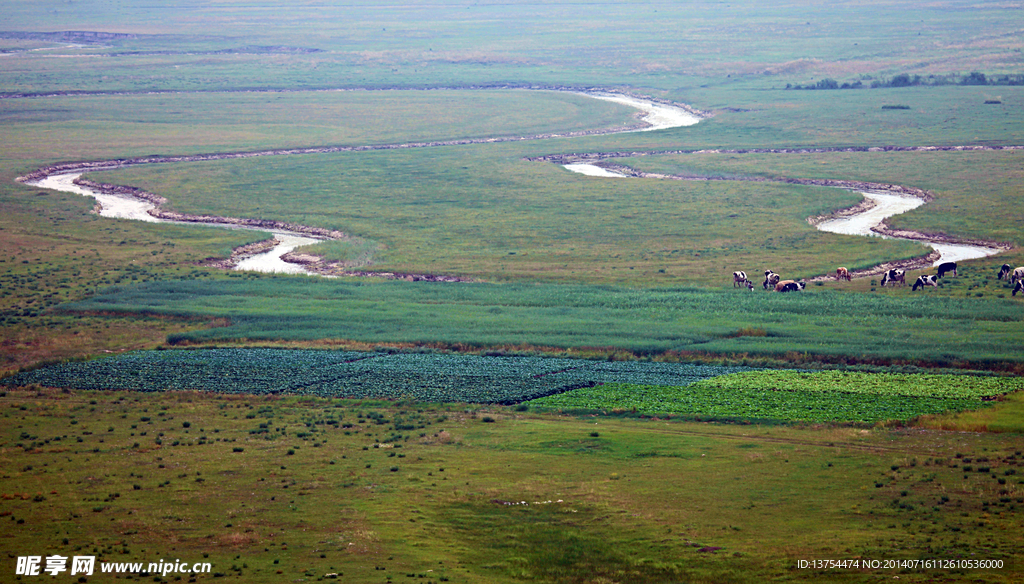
[812,191,1000,265]
[21,89,1006,276]
[561,163,1004,267]
[29,172,320,274]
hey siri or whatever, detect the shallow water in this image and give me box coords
[816,191,924,237]
[33,173,162,222]
[28,173,323,274]
[232,232,322,274]
[816,191,1001,265]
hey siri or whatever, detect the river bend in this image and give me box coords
[20,89,1009,276]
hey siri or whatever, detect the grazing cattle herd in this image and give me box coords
[728,261,1024,298]
[729,268,805,292]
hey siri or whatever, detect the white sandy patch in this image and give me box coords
[584,93,701,131]
[562,164,626,177]
[29,173,162,222]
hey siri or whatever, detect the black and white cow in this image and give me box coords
[1014,280,1024,297]
[880,268,906,287]
[1012,267,1024,285]
[912,275,938,291]
[774,279,806,292]
[763,270,780,291]
[733,271,748,287]
[998,264,1012,280]
[936,262,957,278]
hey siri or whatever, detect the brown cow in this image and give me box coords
[836,267,851,281]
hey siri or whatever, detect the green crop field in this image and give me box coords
[3,0,1024,581]
[1,348,755,404]
[11,349,1021,423]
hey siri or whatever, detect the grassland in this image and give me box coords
[47,278,1024,370]
[33,84,1023,287]
[3,387,1024,583]
[3,1,1024,581]
[622,148,1024,251]
[91,145,928,285]
[2,0,1022,94]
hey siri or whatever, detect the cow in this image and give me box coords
[880,268,905,287]
[936,262,957,278]
[1014,280,1024,297]
[1012,267,1024,285]
[997,264,1011,280]
[836,267,851,281]
[733,271,748,288]
[774,279,806,292]
[912,275,938,291]
[763,270,780,290]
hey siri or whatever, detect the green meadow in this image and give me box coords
[55,278,1024,369]
[3,387,1024,583]
[92,145,928,285]
[2,0,1024,581]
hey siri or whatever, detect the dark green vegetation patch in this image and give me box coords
[6,349,1012,423]
[2,348,753,404]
